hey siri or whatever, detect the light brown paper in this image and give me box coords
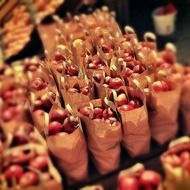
[180,80,190,135]
[60,77,94,110]
[116,87,151,157]
[47,127,88,184]
[78,99,122,174]
[149,81,181,145]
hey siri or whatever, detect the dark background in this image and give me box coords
[103,0,190,64]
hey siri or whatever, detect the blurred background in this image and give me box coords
[1,0,190,63]
[60,0,190,63]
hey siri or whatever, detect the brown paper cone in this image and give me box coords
[117,87,151,157]
[149,82,181,145]
[47,127,88,184]
[59,77,94,110]
[180,80,190,135]
[78,99,122,174]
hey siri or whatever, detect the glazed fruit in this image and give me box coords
[19,171,39,187]
[139,170,161,188]
[48,121,63,136]
[79,104,118,126]
[118,176,139,190]
[31,77,47,91]
[29,155,48,171]
[63,116,78,134]
[152,81,170,92]
[4,165,24,182]
[115,92,142,112]
[50,109,68,123]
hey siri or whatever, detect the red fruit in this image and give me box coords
[105,76,111,84]
[11,151,29,165]
[3,90,13,100]
[13,130,29,145]
[156,58,165,67]
[164,154,181,167]
[33,100,43,111]
[67,88,79,93]
[118,104,134,112]
[48,121,63,136]
[152,81,163,92]
[50,109,68,123]
[29,155,48,171]
[102,45,111,53]
[2,109,14,122]
[41,92,55,110]
[63,116,78,134]
[180,151,190,163]
[13,88,24,97]
[79,106,91,117]
[2,106,19,122]
[53,53,65,62]
[93,58,102,66]
[93,107,103,119]
[4,165,24,182]
[139,170,161,187]
[88,63,97,69]
[81,87,89,96]
[160,63,171,69]
[66,65,78,76]
[103,108,113,119]
[19,171,38,187]
[128,98,141,108]
[122,67,133,78]
[116,93,128,106]
[130,73,139,78]
[152,81,169,92]
[135,65,146,73]
[118,176,139,190]
[108,77,123,89]
[31,77,47,90]
[165,3,176,14]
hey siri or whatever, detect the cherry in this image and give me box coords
[19,171,38,187]
[118,176,139,190]
[31,77,47,91]
[4,165,24,182]
[63,116,78,134]
[48,121,63,136]
[50,109,68,123]
[29,155,48,171]
[116,93,128,106]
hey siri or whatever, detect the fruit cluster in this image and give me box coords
[0,60,62,190]
[1,6,190,189]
